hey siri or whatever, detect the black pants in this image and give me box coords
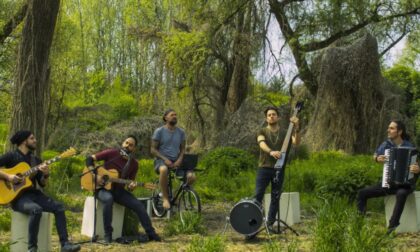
[357,183,413,228]
[12,189,69,249]
[97,187,155,237]
[254,167,285,224]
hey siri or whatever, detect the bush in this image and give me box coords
[197,147,257,201]
[283,151,382,203]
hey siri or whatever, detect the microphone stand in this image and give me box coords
[76,152,129,245]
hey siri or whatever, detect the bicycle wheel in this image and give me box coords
[151,181,167,217]
[178,187,201,223]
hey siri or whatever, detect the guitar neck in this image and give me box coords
[108,177,144,187]
[23,156,61,177]
[280,110,298,153]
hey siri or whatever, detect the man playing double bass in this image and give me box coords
[252,106,300,238]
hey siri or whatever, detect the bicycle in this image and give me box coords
[151,166,201,223]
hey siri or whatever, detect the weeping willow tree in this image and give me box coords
[9,0,60,153]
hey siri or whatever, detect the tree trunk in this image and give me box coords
[226,3,252,113]
[9,0,60,154]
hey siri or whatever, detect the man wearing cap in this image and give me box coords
[0,130,81,252]
[151,109,196,209]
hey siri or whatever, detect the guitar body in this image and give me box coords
[0,162,34,205]
[80,167,119,191]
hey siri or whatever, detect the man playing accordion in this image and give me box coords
[357,120,420,233]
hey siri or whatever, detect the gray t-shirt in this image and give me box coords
[152,126,186,161]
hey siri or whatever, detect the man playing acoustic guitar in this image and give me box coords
[85,135,161,243]
[0,130,81,252]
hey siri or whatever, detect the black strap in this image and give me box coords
[120,155,132,179]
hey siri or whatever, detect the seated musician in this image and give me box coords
[0,130,80,252]
[357,120,420,233]
[85,135,161,243]
[151,109,196,210]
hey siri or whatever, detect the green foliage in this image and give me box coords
[165,212,206,236]
[0,123,8,153]
[163,31,210,80]
[312,198,393,252]
[383,65,420,146]
[0,207,11,232]
[284,151,381,203]
[123,208,140,236]
[251,83,290,107]
[186,235,226,252]
[197,147,257,201]
[41,151,85,194]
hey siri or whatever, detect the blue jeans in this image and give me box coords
[97,187,156,237]
[12,190,69,249]
[254,167,285,224]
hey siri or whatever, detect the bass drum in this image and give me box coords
[229,198,263,235]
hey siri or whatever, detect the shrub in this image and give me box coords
[197,147,257,201]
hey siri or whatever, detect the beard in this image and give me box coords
[169,119,177,126]
[26,143,36,151]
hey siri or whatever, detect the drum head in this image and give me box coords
[230,200,263,235]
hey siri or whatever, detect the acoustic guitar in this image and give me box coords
[0,147,77,205]
[274,101,304,170]
[80,166,156,191]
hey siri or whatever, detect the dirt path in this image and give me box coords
[1,202,420,251]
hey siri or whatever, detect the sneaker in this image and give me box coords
[147,232,162,242]
[28,247,37,252]
[61,242,81,252]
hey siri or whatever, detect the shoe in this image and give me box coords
[61,242,81,252]
[147,232,162,242]
[386,225,398,235]
[28,247,37,252]
[104,235,113,245]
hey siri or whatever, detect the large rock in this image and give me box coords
[305,33,405,153]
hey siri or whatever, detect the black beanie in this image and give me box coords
[10,130,32,145]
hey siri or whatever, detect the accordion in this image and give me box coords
[382,147,418,188]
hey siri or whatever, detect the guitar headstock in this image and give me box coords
[59,147,77,158]
[294,101,304,113]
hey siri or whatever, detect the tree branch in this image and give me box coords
[0,3,28,44]
[379,29,408,58]
[301,7,420,52]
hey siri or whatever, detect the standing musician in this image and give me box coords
[0,130,81,252]
[252,106,300,237]
[151,109,196,210]
[357,120,420,233]
[85,135,161,243]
